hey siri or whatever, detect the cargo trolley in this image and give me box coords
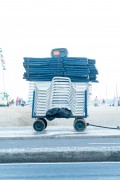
[23,48,98,132]
[32,77,91,132]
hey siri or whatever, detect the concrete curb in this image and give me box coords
[1,147,120,163]
[0,134,120,140]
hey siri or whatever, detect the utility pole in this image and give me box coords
[105,84,107,101]
[0,48,6,94]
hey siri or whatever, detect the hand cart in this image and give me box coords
[32,77,91,132]
[23,48,98,132]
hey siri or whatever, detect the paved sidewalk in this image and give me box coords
[0,126,120,139]
[0,126,120,163]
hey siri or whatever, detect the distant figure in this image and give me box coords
[118,97,120,106]
[19,98,21,106]
[21,99,26,106]
[16,97,19,106]
[113,97,118,107]
[94,96,99,106]
[102,99,105,104]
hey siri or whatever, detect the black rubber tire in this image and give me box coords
[40,118,47,129]
[73,118,87,132]
[33,120,45,132]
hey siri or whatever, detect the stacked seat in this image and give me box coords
[33,77,90,117]
[23,49,98,118]
[23,57,98,82]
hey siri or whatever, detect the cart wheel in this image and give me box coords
[33,120,45,132]
[40,118,47,129]
[73,118,87,132]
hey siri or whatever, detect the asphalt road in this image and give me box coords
[0,137,120,149]
[0,162,120,179]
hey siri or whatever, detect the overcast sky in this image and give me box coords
[0,0,120,100]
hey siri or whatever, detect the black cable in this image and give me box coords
[87,123,120,130]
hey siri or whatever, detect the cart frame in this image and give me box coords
[32,89,88,119]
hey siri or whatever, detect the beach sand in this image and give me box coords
[0,105,120,127]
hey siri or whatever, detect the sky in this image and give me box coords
[0,0,120,100]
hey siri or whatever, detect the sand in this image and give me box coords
[0,104,120,127]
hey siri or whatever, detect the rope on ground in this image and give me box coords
[87,123,120,130]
